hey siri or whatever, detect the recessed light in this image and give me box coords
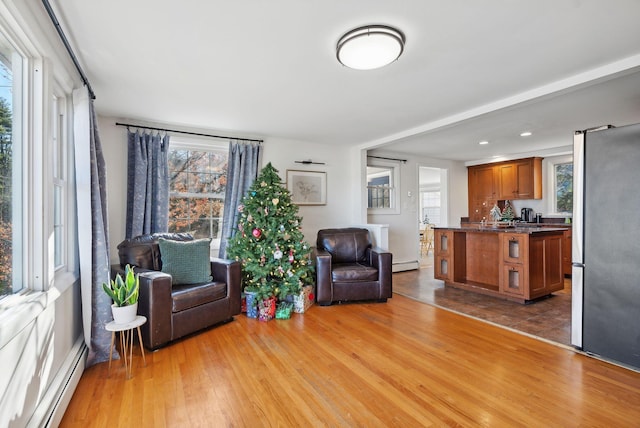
[520,131,532,137]
[479,141,489,145]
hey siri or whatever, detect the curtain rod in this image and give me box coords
[367,155,407,163]
[42,0,96,100]
[115,122,264,143]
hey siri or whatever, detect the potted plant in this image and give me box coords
[103,264,139,324]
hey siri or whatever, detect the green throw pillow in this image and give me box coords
[158,238,213,285]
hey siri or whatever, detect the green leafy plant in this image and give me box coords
[102,264,139,307]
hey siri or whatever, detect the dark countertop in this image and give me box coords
[435,225,569,234]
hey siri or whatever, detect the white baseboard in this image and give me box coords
[392,260,419,272]
[28,337,87,428]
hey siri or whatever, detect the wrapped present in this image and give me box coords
[293,285,315,313]
[245,291,258,319]
[258,296,276,322]
[275,301,293,319]
[241,293,247,313]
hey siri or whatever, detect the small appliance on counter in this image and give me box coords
[520,208,535,222]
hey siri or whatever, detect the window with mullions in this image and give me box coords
[168,144,228,251]
[0,33,22,298]
[367,159,400,214]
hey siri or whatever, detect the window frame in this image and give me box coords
[0,14,78,305]
[48,88,77,291]
[367,158,401,215]
[167,136,229,253]
[546,154,573,217]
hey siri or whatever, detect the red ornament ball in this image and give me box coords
[252,228,262,239]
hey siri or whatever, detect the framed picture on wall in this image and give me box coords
[286,170,327,205]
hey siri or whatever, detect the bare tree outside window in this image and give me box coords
[168,147,228,249]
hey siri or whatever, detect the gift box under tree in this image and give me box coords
[293,284,315,313]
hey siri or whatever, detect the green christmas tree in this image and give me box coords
[226,163,314,300]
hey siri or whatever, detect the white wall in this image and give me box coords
[99,116,477,273]
[99,117,361,262]
[367,149,467,271]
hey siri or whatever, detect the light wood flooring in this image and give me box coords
[61,293,640,427]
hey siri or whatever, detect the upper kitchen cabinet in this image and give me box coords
[468,157,543,222]
[496,157,542,200]
[468,164,497,222]
[469,164,496,200]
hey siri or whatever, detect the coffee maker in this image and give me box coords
[521,208,535,222]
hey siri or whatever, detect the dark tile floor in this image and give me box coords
[393,254,572,346]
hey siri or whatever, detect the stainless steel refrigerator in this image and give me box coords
[572,123,640,370]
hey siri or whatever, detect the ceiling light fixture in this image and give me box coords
[479,141,489,145]
[336,25,405,70]
[520,131,532,137]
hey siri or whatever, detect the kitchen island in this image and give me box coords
[434,225,566,303]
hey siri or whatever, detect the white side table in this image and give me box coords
[106,315,147,379]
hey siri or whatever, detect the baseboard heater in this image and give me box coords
[392,260,419,272]
[29,337,87,427]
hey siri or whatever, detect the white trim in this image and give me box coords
[362,54,640,149]
[28,337,87,428]
[367,157,401,215]
[545,154,574,216]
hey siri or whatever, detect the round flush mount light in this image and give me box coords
[336,25,406,70]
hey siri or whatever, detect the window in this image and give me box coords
[52,95,67,269]
[421,191,441,225]
[554,162,573,214]
[367,166,391,208]
[168,141,228,252]
[0,32,23,298]
[367,158,400,214]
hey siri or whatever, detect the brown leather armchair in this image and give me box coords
[313,228,392,306]
[113,233,241,350]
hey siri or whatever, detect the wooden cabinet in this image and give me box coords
[468,157,543,221]
[468,164,497,222]
[435,228,565,303]
[434,230,454,282]
[528,232,564,299]
[497,158,542,200]
[499,233,529,297]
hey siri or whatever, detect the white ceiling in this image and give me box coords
[52,0,640,162]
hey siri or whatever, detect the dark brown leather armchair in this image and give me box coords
[113,233,241,350]
[313,228,392,306]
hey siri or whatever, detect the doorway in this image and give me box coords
[418,166,445,269]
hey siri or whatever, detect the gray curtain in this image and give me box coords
[125,130,170,238]
[73,87,112,366]
[218,140,262,258]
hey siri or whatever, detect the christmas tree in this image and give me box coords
[226,163,314,300]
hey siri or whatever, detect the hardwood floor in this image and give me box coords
[396,255,572,345]
[61,294,640,427]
